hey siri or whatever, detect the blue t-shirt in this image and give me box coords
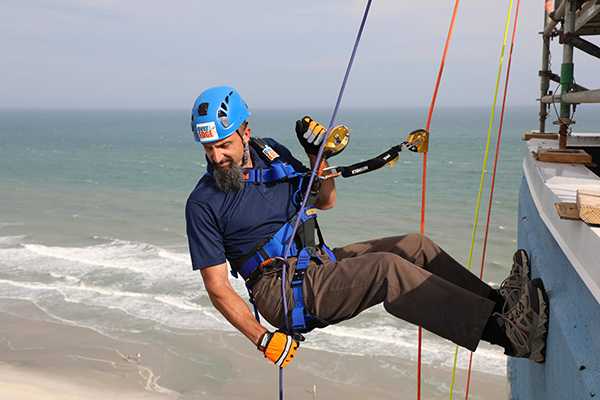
[185,138,309,270]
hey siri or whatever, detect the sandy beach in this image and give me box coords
[0,302,507,400]
[0,304,392,399]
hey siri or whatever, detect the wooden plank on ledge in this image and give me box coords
[534,148,593,164]
[555,202,581,221]
[577,190,600,225]
[522,131,559,141]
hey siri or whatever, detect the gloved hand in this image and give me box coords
[295,116,328,155]
[257,330,299,367]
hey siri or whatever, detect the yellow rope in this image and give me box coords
[447,1,514,399]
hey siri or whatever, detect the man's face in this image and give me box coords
[202,123,251,193]
[202,124,251,170]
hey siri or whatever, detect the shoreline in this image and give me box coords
[0,303,506,399]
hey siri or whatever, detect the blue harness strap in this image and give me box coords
[205,161,303,189]
[291,248,313,331]
[244,163,302,184]
[233,204,336,333]
[235,206,316,280]
[290,246,336,332]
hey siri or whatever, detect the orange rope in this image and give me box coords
[417,1,462,398]
[422,0,461,231]
[464,0,521,398]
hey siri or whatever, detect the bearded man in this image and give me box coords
[185,86,549,368]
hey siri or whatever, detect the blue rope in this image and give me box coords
[279,1,373,399]
[279,367,284,399]
[327,0,373,132]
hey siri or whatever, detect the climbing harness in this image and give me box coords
[214,136,334,332]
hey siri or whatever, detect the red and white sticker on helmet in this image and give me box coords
[196,122,219,142]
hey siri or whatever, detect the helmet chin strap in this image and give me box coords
[242,140,249,166]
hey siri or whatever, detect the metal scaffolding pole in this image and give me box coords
[541,88,600,104]
[557,0,576,149]
[539,0,554,133]
[543,1,565,38]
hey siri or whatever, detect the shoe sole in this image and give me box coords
[514,249,532,281]
[528,278,549,364]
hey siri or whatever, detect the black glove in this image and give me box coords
[295,116,328,155]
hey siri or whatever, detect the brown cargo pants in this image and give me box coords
[252,233,495,352]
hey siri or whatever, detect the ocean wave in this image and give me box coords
[0,235,25,245]
[0,277,230,333]
[0,222,24,227]
[20,240,191,278]
[0,239,231,333]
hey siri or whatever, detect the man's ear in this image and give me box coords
[242,125,252,143]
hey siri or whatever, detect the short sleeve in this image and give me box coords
[185,198,226,270]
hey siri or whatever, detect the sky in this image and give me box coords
[1,0,598,109]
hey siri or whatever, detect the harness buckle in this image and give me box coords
[292,269,305,286]
[305,246,318,258]
[252,168,263,185]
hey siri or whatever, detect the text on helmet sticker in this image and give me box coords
[196,122,219,142]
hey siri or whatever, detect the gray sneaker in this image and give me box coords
[499,249,531,310]
[496,278,549,363]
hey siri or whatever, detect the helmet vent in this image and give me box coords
[218,98,229,124]
[198,102,209,116]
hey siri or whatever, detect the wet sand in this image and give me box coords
[0,304,506,399]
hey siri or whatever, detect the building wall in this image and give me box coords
[511,176,600,400]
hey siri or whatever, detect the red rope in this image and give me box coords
[464,0,521,398]
[418,1,461,398]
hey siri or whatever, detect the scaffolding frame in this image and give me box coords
[538,0,600,149]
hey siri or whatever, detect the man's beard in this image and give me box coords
[212,157,244,193]
[211,142,249,193]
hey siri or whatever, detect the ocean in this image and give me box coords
[1,105,591,399]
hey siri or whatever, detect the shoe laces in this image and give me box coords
[499,270,525,291]
[496,288,531,351]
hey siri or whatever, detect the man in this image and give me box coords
[185,86,549,368]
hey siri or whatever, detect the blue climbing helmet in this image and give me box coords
[191,86,251,143]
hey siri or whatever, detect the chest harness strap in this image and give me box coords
[243,163,299,184]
